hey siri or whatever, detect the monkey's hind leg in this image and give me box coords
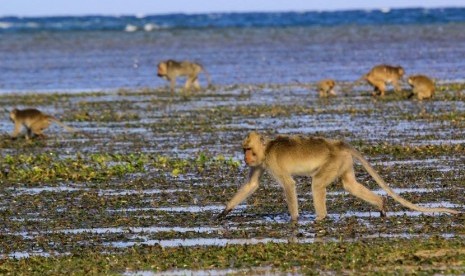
[184,78,194,94]
[25,127,33,140]
[341,167,386,216]
[30,120,50,139]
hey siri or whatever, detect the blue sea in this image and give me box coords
[1,8,464,92]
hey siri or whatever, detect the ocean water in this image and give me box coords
[0,8,464,92]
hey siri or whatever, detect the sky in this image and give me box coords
[1,0,465,17]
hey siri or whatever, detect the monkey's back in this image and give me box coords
[411,75,434,87]
[368,65,403,81]
[409,75,435,98]
[265,135,346,175]
[18,109,50,126]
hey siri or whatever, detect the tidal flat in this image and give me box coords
[0,82,464,275]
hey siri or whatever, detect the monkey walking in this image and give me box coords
[157,59,212,94]
[217,132,460,222]
[9,108,80,140]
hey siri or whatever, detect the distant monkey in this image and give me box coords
[407,75,435,100]
[317,79,336,98]
[9,108,78,140]
[157,59,211,94]
[217,132,460,222]
[362,64,405,97]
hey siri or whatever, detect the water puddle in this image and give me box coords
[108,237,316,248]
[60,226,220,235]
[10,186,88,195]
[9,226,221,238]
[8,186,190,197]
[108,232,463,249]
[5,251,58,259]
[98,188,187,196]
[108,204,227,213]
[124,266,283,276]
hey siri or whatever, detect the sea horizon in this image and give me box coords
[1,7,464,92]
[1,7,465,33]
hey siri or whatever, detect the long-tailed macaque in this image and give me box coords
[217,132,460,222]
[9,108,78,140]
[157,59,211,94]
[362,64,405,97]
[408,74,435,100]
[317,79,336,98]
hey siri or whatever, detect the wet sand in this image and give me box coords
[0,83,463,268]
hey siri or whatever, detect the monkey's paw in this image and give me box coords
[215,209,231,221]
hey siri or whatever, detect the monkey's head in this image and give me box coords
[9,108,18,121]
[157,62,167,77]
[407,76,416,86]
[328,79,336,88]
[242,131,266,167]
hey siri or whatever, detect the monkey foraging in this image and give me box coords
[408,74,435,100]
[9,108,79,140]
[157,59,211,94]
[317,79,337,98]
[362,64,405,97]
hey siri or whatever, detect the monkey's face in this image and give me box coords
[398,67,405,77]
[9,110,17,122]
[157,63,167,77]
[242,132,265,167]
[407,77,414,86]
[244,148,263,167]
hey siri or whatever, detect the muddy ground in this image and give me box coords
[0,82,464,274]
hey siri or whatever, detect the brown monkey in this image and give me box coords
[407,74,435,100]
[362,64,405,97]
[217,132,460,222]
[9,108,78,140]
[157,59,211,94]
[317,79,336,98]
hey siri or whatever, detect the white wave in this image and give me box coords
[143,23,159,32]
[124,24,138,32]
[0,22,12,29]
[380,7,391,13]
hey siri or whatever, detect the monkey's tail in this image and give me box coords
[350,148,460,215]
[350,75,368,89]
[49,117,79,133]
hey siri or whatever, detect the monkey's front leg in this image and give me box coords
[10,123,22,140]
[277,175,299,222]
[216,167,264,220]
[169,78,176,94]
